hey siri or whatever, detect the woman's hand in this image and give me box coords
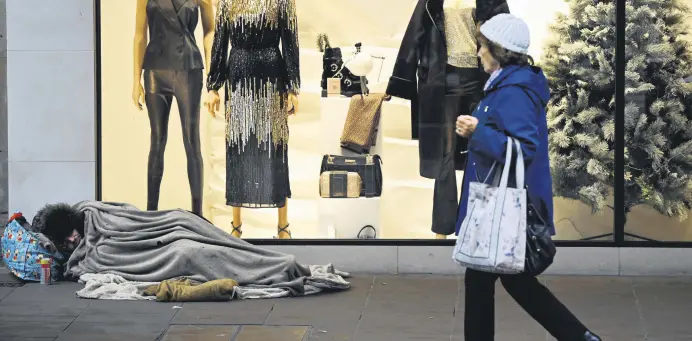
[287,92,299,115]
[132,83,145,110]
[456,115,478,138]
[206,90,221,117]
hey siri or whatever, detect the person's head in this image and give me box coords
[477,14,533,74]
[31,203,85,253]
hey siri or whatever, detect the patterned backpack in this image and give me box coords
[1,212,63,282]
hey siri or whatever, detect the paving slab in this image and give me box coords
[161,325,239,341]
[235,325,309,341]
[353,275,458,341]
[57,320,170,341]
[633,277,692,340]
[171,299,276,325]
[0,266,22,286]
[0,285,13,300]
[0,320,73,339]
[545,276,644,341]
[265,276,374,341]
[74,299,178,324]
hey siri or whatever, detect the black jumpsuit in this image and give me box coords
[142,0,205,215]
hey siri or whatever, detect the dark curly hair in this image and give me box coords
[31,203,85,245]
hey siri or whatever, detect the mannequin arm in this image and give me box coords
[280,0,300,95]
[133,0,148,87]
[206,0,231,92]
[200,0,215,72]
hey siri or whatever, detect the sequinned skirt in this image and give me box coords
[224,46,290,208]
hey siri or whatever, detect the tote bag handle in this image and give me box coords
[486,136,526,190]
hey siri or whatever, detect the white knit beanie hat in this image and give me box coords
[479,14,530,55]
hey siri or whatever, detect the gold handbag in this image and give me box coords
[340,93,387,154]
[319,171,362,198]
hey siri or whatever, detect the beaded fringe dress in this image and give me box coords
[207,0,300,208]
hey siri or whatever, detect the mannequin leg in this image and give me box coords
[277,199,290,239]
[144,93,173,212]
[174,70,204,216]
[231,207,242,238]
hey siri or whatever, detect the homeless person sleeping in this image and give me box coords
[1,201,350,301]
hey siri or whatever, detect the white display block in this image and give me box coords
[318,97,385,238]
[318,197,382,239]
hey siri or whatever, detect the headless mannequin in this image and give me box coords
[207,91,298,239]
[434,0,484,239]
[132,0,216,215]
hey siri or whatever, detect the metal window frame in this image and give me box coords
[92,0,692,248]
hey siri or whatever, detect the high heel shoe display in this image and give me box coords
[276,223,292,239]
[230,222,242,238]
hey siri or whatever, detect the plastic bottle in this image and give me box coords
[40,259,51,285]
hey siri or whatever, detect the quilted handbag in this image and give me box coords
[319,171,362,198]
[340,94,386,154]
[1,216,63,282]
[453,137,527,274]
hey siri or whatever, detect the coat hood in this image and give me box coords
[487,64,551,106]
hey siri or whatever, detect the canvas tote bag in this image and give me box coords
[453,137,527,274]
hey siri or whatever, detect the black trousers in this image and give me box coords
[432,66,483,235]
[464,268,588,341]
[143,69,204,215]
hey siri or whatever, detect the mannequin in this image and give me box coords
[132,0,216,216]
[386,0,509,239]
[206,0,300,239]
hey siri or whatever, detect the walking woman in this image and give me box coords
[454,14,602,341]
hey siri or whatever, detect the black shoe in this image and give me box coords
[583,331,601,341]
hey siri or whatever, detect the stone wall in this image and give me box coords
[5,0,95,218]
[0,0,7,223]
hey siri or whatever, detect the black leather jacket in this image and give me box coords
[386,0,509,179]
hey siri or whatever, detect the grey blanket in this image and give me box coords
[64,201,350,298]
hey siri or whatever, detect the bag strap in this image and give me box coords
[513,138,525,190]
[357,225,377,239]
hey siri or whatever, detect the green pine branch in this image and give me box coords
[542,0,692,221]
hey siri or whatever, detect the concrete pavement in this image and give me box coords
[0,268,690,340]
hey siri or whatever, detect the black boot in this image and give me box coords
[318,34,342,94]
[583,331,601,341]
[317,34,369,97]
[338,64,368,97]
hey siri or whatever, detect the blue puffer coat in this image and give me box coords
[455,64,555,235]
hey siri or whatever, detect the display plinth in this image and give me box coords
[318,97,386,238]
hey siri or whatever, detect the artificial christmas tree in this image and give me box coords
[542,0,692,230]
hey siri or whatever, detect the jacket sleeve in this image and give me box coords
[206,0,231,92]
[469,86,539,164]
[386,0,426,100]
[476,0,510,23]
[280,0,300,94]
